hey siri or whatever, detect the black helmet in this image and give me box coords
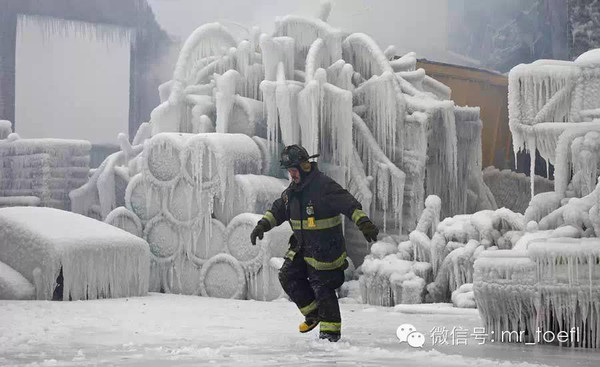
[279,145,319,169]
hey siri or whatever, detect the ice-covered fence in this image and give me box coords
[474,238,600,348]
[0,207,149,301]
[0,137,90,210]
[483,167,554,214]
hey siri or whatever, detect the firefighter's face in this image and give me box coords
[288,168,301,183]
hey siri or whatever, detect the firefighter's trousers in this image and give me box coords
[278,249,346,335]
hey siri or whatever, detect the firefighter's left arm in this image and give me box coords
[324,179,370,226]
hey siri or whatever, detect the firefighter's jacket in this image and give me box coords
[262,163,368,271]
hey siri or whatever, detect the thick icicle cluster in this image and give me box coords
[474,239,600,348]
[359,237,432,306]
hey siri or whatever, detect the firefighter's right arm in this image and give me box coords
[251,192,289,245]
[262,196,287,228]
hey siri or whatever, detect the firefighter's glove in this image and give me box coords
[250,219,270,246]
[357,218,379,243]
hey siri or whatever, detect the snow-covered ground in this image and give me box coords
[1,294,597,366]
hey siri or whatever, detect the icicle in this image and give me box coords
[528,134,536,200]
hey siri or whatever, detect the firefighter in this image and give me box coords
[250,145,379,342]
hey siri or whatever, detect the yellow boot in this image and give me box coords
[299,318,320,333]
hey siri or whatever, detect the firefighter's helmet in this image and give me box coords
[279,145,319,169]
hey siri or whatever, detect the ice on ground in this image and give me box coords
[1,293,595,367]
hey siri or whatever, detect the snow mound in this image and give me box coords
[0,207,149,300]
[575,48,600,64]
[0,120,11,139]
[451,283,476,308]
[0,260,35,300]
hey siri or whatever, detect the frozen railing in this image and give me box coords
[509,52,600,196]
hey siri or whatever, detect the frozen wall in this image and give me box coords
[15,15,132,145]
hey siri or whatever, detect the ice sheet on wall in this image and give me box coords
[15,15,132,145]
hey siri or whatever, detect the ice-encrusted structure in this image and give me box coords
[459,51,600,348]
[69,3,489,302]
[474,240,600,348]
[358,243,431,306]
[509,50,600,199]
[0,207,149,301]
[81,131,290,300]
[0,123,90,210]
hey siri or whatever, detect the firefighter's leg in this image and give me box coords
[278,250,319,332]
[307,266,346,341]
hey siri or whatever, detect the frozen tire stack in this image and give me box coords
[106,132,289,299]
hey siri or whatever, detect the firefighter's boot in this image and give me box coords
[319,331,341,342]
[299,310,319,333]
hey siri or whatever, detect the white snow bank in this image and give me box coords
[451,283,476,309]
[0,260,34,300]
[394,302,479,316]
[0,120,12,139]
[0,207,150,300]
[575,48,600,64]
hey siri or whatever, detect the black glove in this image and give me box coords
[250,219,270,245]
[357,218,379,242]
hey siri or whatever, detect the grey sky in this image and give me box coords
[147,0,451,62]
